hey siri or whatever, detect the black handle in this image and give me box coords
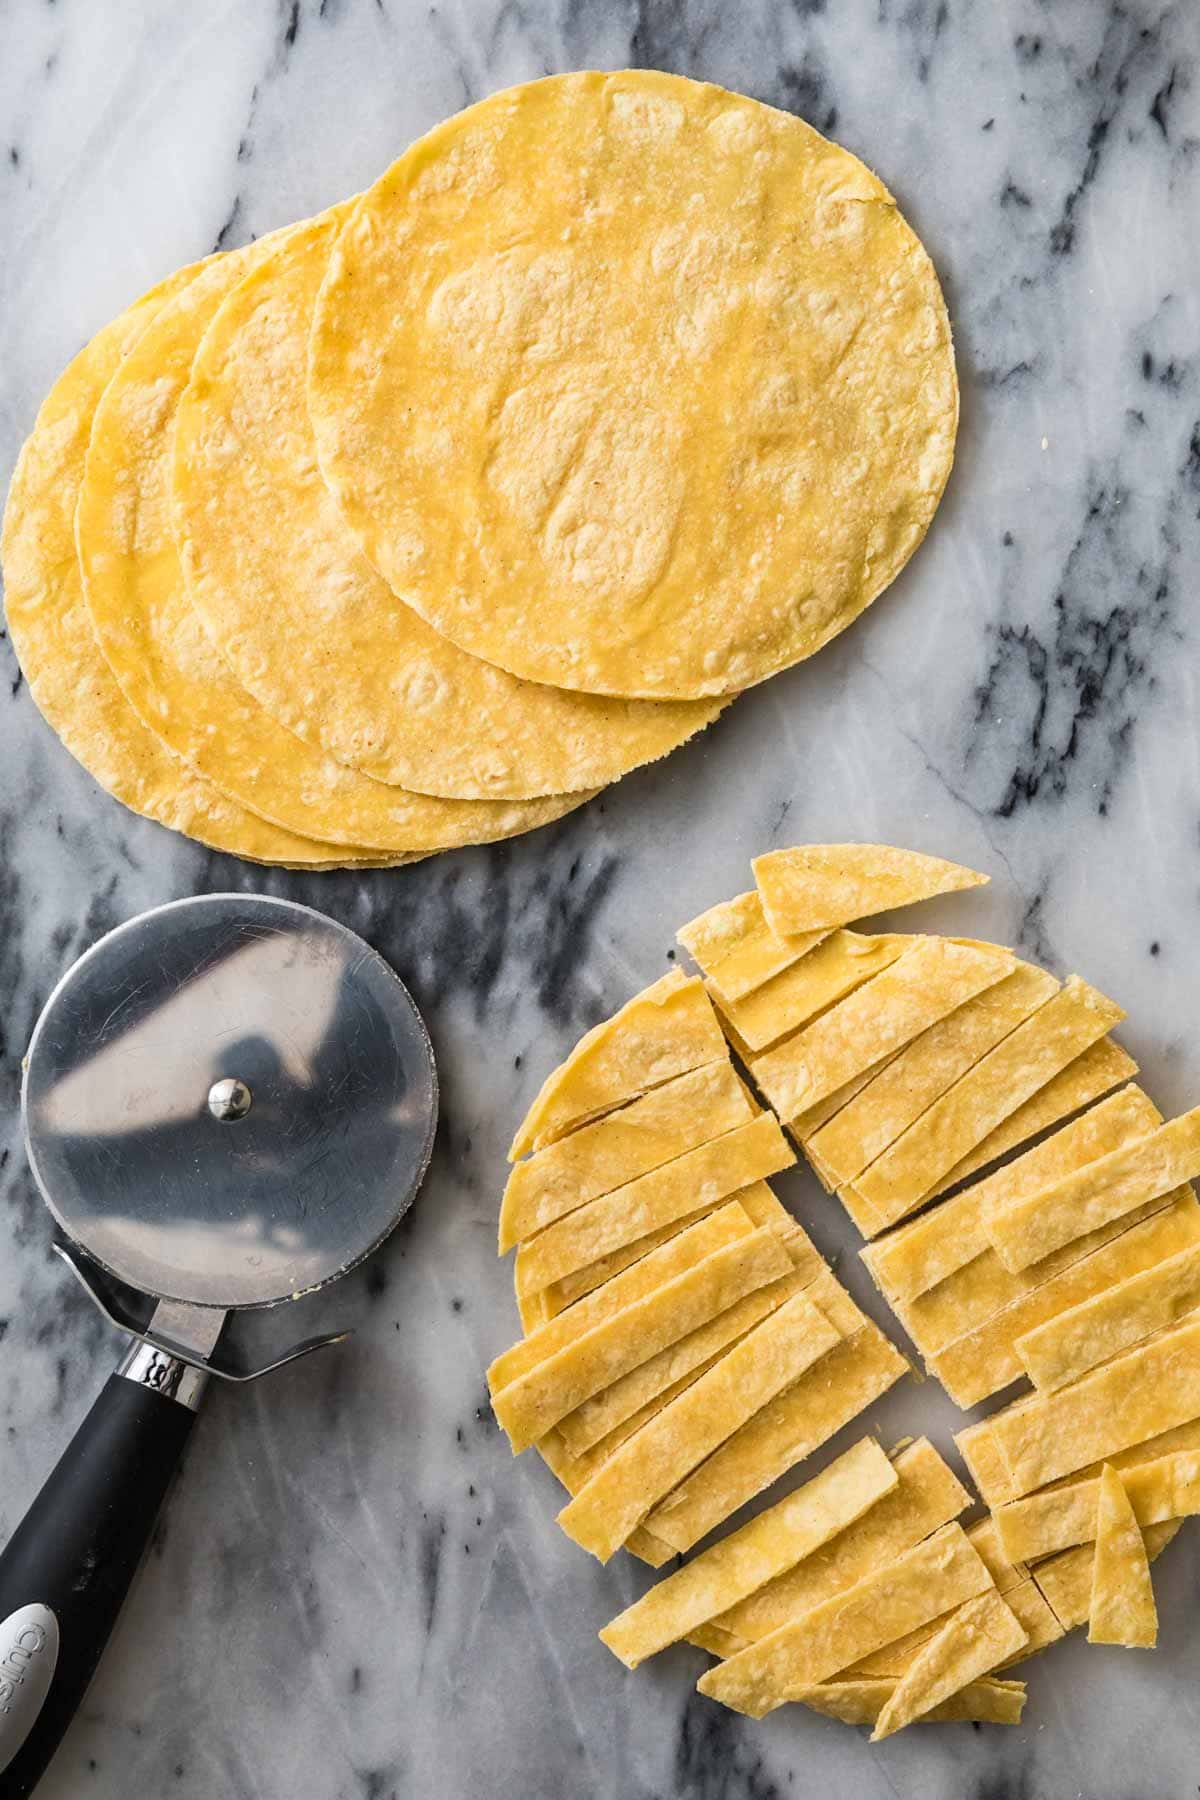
[0,1367,199,1797]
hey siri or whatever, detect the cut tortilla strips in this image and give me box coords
[1015,1236,1200,1393]
[985,1105,1200,1274]
[696,1523,993,1717]
[645,1323,909,1556]
[809,962,1059,1189]
[514,1111,794,1296]
[509,971,728,1159]
[710,931,909,1055]
[489,1203,754,1392]
[1087,1466,1159,1648]
[794,1676,1025,1728]
[994,1444,1200,1564]
[1033,1520,1180,1633]
[677,890,829,1003]
[869,1589,1028,1741]
[750,937,1015,1122]
[494,1225,793,1452]
[599,1438,898,1668]
[863,1086,1162,1306]
[753,844,987,938]
[927,1191,1200,1407]
[498,1058,755,1251]
[981,1314,1200,1496]
[845,977,1126,1233]
[557,1289,843,1561]
[929,1037,1139,1199]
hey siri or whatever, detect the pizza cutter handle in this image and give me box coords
[0,1347,205,1797]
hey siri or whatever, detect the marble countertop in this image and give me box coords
[3,1,1200,1795]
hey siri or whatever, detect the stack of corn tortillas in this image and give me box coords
[2,72,957,866]
[491,843,1200,1735]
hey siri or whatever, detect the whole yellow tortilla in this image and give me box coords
[76,233,584,854]
[174,212,720,800]
[0,263,383,868]
[309,71,957,701]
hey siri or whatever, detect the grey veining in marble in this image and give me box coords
[3,2,1200,1796]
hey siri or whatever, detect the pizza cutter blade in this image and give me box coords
[0,894,438,1797]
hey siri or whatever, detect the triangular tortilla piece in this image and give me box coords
[717,1438,970,1641]
[1034,1520,1180,1632]
[676,890,829,1002]
[810,962,1058,1188]
[984,1314,1200,1496]
[646,1323,909,1556]
[753,844,987,937]
[515,1112,794,1296]
[750,938,1015,1121]
[795,1677,1025,1727]
[995,1441,1200,1563]
[490,1204,754,1392]
[598,1438,897,1668]
[928,1192,1200,1407]
[499,1059,755,1250]
[535,1178,818,1319]
[710,931,909,1054]
[869,1590,1028,1740]
[508,972,728,1159]
[845,977,1126,1233]
[929,1037,1138,1198]
[695,1523,993,1717]
[494,1226,793,1451]
[1016,1236,1200,1393]
[1087,1466,1159,1646]
[556,1290,843,1561]
[986,1105,1200,1273]
[863,1087,1162,1306]
[559,1266,813,1456]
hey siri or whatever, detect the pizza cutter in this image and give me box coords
[0,894,437,1797]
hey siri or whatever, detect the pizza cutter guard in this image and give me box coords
[0,894,438,1797]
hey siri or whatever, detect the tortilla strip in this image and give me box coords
[557,1291,843,1560]
[711,932,909,1055]
[696,1523,992,1716]
[753,845,987,938]
[717,1438,969,1641]
[851,1573,1060,1679]
[677,891,828,1003]
[996,1446,1200,1565]
[984,1314,1200,1495]
[538,1179,818,1318]
[515,1113,794,1296]
[872,1161,1179,1363]
[599,1438,897,1668]
[499,1060,755,1250]
[928,1193,1200,1406]
[534,1430,674,1568]
[645,1324,909,1555]
[750,938,1014,1121]
[509,972,728,1158]
[810,964,1058,1189]
[931,1038,1139,1199]
[986,1105,1200,1273]
[1087,1466,1158,1647]
[560,1267,811,1456]
[847,978,1126,1231]
[494,1226,793,1451]
[795,1676,1025,1728]
[863,1087,1162,1305]
[869,1590,1027,1741]
[491,1204,752,1391]
[1033,1520,1179,1632]
[1017,1238,1200,1393]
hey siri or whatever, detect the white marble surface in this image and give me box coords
[3,1,1200,1795]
